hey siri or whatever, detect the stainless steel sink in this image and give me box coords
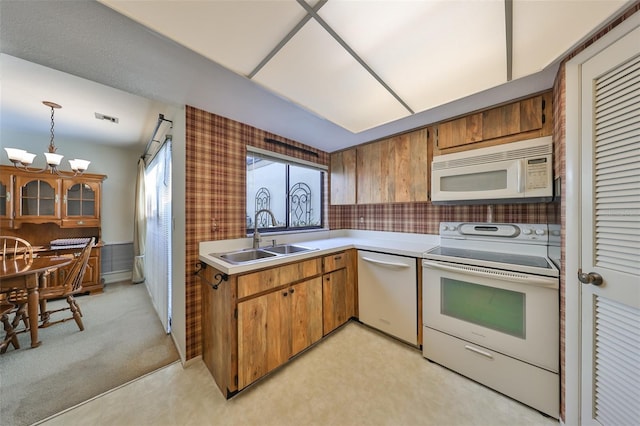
[262,244,316,255]
[211,244,316,264]
[213,249,277,264]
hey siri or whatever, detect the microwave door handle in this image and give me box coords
[517,159,525,193]
[422,261,558,288]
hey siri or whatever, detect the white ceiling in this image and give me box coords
[0,0,633,154]
[1,55,165,149]
[101,0,628,133]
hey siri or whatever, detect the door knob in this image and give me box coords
[577,269,603,286]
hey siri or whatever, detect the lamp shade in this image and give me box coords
[21,152,37,165]
[4,148,26,162]
[44,152,64,166]
[71,159,91,172]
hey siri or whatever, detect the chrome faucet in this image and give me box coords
[253,209,277,249]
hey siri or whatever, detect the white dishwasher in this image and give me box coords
[357,250,418,345]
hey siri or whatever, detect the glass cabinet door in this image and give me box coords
[65,183,95,216]
[0,179,9,218]
[62,180,100,227]
[0,175,13,225]
[15,176,61,220]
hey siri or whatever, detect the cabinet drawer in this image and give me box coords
[61,218,100,228]
[237,258,322,299]
[323,251,347,273]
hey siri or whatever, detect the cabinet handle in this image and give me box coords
[6,192,10,202]
[77,220,84,225]
[55,194,59,203]
[289,288,295,294]
[361,256,410,268]
[63,195,67,204]
[283,292,288,297]
[464,345,493,359]
[334,255,342,260]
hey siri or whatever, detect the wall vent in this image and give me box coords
[94,112,119,123]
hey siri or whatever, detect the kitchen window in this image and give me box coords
[246,147,325,234]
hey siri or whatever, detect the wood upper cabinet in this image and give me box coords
[62,179,101,227]
[437,113,483,150]
[356,128,429,204]
[436,91,551,153]
[14,175,61,223]
[237,276,322,389]
[0,173,14,228]
[2,166,106,228]
[330,148,356,205]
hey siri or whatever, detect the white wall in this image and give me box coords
[168,106,187,363]
[1,127,139,243]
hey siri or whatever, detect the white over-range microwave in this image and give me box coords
[431,136,553,205]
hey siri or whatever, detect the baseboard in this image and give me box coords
[102,271,132,284]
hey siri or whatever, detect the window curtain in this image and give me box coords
[132,157,146,284]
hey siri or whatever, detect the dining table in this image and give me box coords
[0,256,72,348]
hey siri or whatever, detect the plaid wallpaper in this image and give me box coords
[185,107,329,359]
[329,202,558,234]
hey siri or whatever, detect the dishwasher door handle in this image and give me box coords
[361,256,411,269]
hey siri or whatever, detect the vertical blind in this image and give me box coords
[144,139,172,333]
[592,53,640,425]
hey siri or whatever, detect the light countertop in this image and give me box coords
[199,229,439,275]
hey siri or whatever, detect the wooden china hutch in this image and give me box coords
[0,165,107,294]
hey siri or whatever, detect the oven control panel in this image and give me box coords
[440,222,548,242]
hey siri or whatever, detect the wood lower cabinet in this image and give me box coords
[237,276,322,389]
[45,245,102,294]
[322,250,356,335]
[202,250,355,397]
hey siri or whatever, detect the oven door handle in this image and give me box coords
[422,261,558,288]
[361,256,411,269]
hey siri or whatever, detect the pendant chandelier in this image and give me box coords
[4,101,90,175]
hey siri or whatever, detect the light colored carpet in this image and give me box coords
[0,281,179,426]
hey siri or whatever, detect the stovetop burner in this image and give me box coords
[427,246,553,270]
[423,222,559,277]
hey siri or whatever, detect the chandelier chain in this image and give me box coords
[49,105,56,153]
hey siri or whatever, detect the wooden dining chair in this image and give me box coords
[1,236,34,265]
[1,236,34,352]
[39,239,94,331]
[0,294,20,354]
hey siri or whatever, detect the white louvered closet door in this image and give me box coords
[580,25,640,426]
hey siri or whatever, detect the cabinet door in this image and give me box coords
[323,268,348,335]
[62,180,100,227]
[15,175,60,221]
[0,174,14,227]
[330,149,356,205]
[237,290,289,389]
[437,113,483,150]
[357,140,393,204]
[393,129,429,202]
[290,277,323,356]
[482,102,521,140]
